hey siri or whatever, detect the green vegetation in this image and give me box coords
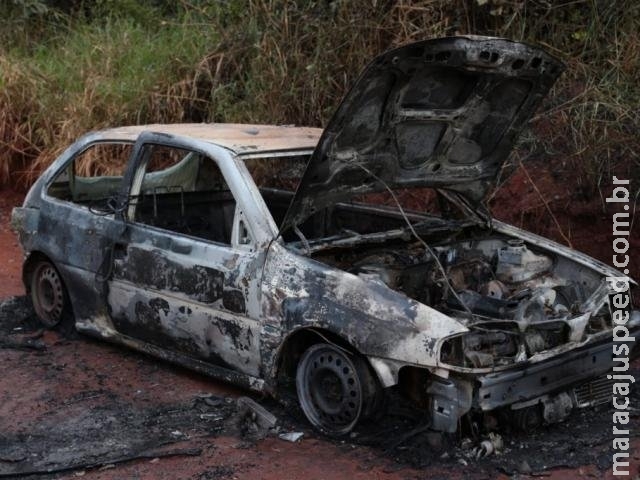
[0,0,638,192]
[0,0,218,182]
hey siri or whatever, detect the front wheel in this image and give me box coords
[295,343,381,436]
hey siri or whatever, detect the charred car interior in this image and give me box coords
[11,37,640,438]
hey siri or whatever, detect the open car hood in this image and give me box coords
[280,36,564,232]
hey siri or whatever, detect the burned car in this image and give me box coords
[12,37,639,436]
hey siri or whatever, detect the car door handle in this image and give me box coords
[113,242,128,260]
[171,240,192,255]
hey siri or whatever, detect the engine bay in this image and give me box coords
[312,234,613,368]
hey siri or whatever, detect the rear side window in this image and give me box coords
[47,142,133,204]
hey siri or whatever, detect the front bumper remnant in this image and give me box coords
[428,324,639,432]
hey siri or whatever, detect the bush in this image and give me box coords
[0,0,638,191]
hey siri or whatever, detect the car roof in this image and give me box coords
[96,123,322,156]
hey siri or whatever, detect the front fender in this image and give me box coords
[262,242,468,370]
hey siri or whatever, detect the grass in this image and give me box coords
[0,0,638,195]
[0,2,218,184]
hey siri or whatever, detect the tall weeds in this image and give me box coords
[0,0,638,192]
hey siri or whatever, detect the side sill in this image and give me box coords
[76,321,265,393]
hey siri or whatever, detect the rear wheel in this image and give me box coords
[296,343,381,436]
[30,260,69,328]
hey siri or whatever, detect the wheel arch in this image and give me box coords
[22,251,57,293]
[273,327,385,392]
[23,250,77,334]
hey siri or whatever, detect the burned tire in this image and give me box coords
[296,343,381,436]
[30,260,71,329]
[511,404,543,431]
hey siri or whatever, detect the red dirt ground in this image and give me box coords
[489,158,640,283]
[0,189,25,298]
[0,173,638,479]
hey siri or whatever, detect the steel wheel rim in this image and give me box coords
[297,345,363,435]
[32,263,64,327]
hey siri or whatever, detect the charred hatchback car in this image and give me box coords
[12,37,639,436]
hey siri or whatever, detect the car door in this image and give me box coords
[106,133,266,377]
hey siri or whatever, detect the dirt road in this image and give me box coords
[1,189,638,479]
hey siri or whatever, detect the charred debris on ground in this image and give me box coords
[0,296,636,478]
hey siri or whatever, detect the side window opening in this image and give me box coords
[131,145,237,246]
[47,142,132,204]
